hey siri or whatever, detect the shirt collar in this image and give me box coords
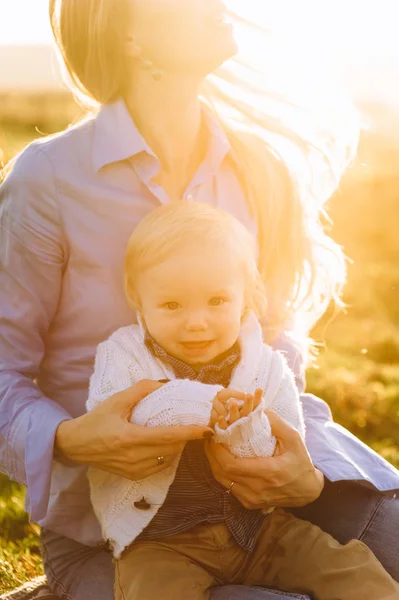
[92,98,155,172]
[92,98,231,174]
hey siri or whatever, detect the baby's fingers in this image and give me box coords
[239,394,253,417]
[217,388,247,404]
[212,396,228,417]
[218,415,229,430]
[254,388,263,409]
[229,401,241,424]
[209,408,218,428]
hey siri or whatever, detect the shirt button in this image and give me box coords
[134,497,151,510]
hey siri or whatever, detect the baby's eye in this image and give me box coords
[164,302,180,310]
[209,297,225,307]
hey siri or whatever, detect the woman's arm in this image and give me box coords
[0,145,72,522]
[55,380,214,479]
[0,146,213,524]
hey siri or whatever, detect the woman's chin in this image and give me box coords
[213,35,239,67]
[198,45,238,77]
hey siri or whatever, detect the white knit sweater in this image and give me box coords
[86,312,305,558]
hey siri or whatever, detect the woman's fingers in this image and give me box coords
[106,381,164,416]
[102,456,176,481]
[133,423,214,445]
[204,442,263,504]
[206,411,324,509]
[206,438,273,482]
[264,410,303,449]
[136,442,186,458]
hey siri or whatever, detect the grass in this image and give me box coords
[0,478,44,593]
[0,96,398,593]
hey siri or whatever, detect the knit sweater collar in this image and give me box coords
[144,333,241,384]
[136,310,264,388]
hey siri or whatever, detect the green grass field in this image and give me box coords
[0,97,398,593]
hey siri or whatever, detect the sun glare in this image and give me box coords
[230,0,399,66]
[0,0,52,45]
[1,0,398,61]
[0,0,398,103]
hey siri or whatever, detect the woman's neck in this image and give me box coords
[125,72,208,200]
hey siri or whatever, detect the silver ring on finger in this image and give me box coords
[226,481,235,495]
[157,456,165,466]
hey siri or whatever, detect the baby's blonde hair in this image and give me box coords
[125,202,267,321]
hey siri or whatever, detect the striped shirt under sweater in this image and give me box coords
[135,334,267,552]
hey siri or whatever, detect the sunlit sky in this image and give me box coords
[0,0,399,102]
[1,0,398,60]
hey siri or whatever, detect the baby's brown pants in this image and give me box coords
[115,508,399,600]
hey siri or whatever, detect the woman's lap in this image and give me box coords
[40,528,115,600]
[41,480,399,600]
[289,478,399,581]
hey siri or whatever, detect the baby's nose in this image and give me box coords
[184,313,208,331]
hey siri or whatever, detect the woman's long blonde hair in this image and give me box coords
[49,0,359,351]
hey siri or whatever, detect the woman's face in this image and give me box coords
[127,0,238,77]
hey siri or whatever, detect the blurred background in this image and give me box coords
[0,0,398,593]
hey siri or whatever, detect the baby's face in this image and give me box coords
[136,243,246,369]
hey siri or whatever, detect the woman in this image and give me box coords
[0,1,398,599]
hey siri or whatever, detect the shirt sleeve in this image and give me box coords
[0,144,73,522]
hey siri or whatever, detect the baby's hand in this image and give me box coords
[239,388,263,418]
[218,388,264,430]
[210,388,247,428]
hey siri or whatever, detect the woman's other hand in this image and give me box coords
[205,410,325,510]
[55,380,214,480]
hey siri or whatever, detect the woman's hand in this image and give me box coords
[55,380,214,481]
[205,410,325,510]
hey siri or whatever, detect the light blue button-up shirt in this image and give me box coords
[0,99,398,546]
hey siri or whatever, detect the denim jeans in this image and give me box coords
[40,480,399,600]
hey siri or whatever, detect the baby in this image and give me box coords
[86,202,399,600]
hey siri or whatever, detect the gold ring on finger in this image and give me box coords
[157,456,165,466]
[226,481,235,494]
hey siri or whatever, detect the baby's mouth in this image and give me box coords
[181,341,213,350]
